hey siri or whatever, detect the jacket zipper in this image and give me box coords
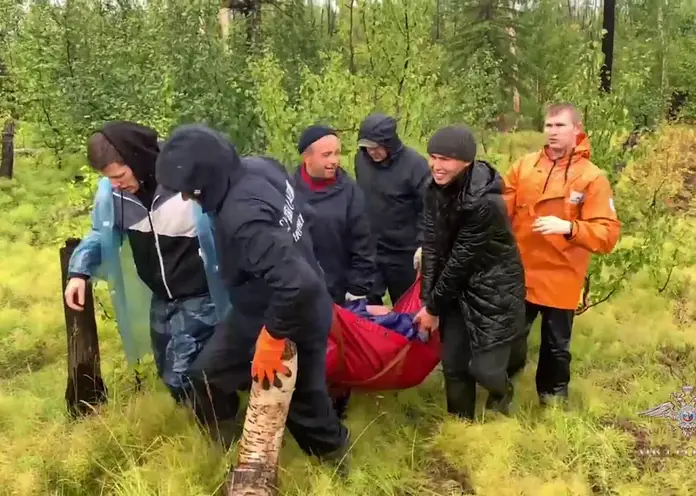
[116,192,174,300]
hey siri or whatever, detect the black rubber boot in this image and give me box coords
[485,381,514,416]
[444,376,477,420]
[539,392,569,409]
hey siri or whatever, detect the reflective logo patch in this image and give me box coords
[568,190,585,205]
[609,198,615,212]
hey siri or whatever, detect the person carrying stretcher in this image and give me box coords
[154,124,350,474]
[414,125,527,420]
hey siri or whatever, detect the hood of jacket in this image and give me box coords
[527,132,594,190]
[434,160,503,208]
[540,131,592,164]
[358,113,404,160]
[100,121,160,201]
[155,124,244,214]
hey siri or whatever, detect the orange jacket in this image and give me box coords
[503,133,621,310]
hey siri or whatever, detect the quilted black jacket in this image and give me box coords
[420,160,526,354]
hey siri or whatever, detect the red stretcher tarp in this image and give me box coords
[325,276,441,391]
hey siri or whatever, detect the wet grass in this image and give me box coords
[2,131,696,495]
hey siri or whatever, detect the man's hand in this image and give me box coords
[532,216,572,235]
[251,327,292,390]
[413,246,423,272]
[413,307,439,338]
[64,277,87,311]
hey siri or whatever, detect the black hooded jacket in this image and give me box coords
[73,121,209,301]
[354,114,430,261]
[155,125,334,342]
[101,121,159,207]
[420,160,526,354]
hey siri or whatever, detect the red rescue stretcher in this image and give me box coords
[325,276,441,391]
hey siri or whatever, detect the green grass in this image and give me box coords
[2,132,696,495]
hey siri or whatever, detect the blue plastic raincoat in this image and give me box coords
[68,177,231,365]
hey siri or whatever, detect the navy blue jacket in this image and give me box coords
[155,125,333,343]
[354,114,430,262]
[293,166,376,303]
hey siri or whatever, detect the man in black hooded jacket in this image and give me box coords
[65,121,226,405]
[154,124,350,470]
[414,125,527,420]
[354,113,430,305]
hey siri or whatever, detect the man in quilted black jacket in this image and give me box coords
[414,125,527,420]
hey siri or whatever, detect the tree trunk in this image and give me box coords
[60,238,108,418]
[225,0,261,48]
[600,0,616,93]
[227,340,298,496]
[658,0,668,109]
[0,118,15,179]
[506,26,520,114]
[219,7,231,46]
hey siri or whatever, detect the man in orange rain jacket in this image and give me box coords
[502,102,621,405]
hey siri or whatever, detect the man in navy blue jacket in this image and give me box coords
[154,124,350,471]
[293,124,376,420]
[294,124,376,305]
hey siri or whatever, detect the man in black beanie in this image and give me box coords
[413,124,527,420]
[294,123,377,420]
[294,124,376,306]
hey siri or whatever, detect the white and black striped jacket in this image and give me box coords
[70,184,209,301]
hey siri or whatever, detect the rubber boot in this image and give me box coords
[444,376,477,420]
[539,392,569,409]
[485,380,514,416]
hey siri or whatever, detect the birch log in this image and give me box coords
[227,339,298,496]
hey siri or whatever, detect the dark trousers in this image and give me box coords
[186,307,349,459]
[524,301,575,400]
[440,310,515,419]
[366,252,417,305]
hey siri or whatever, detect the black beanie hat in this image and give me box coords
[297,125,338,154]
[427,125,477,163]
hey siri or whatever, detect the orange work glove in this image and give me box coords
[251,327,292,389]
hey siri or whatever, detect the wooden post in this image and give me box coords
[227,340,298,496]
[0,118,15,179]
[60,238,108,417]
